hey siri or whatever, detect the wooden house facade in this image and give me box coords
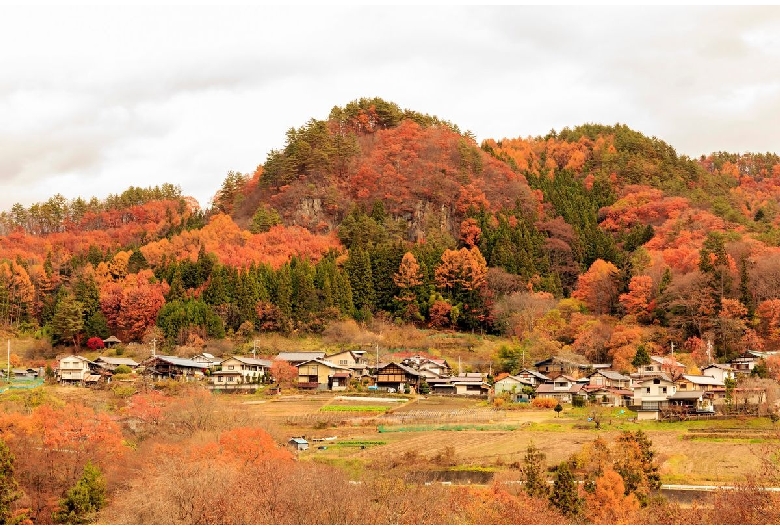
[375,362,420,393]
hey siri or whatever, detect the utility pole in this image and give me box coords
[670,341,675,356]
[376,343,379,369]
[151,338,156,357]
[6,339,9,383]
[253,339,257,359]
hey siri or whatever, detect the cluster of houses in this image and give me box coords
[50,348,490,396]
[495,351,777,420]
[43,344,778,420]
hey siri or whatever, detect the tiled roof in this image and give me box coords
[276,352,326,362]
[231,357,272,367]
[95,356,139,366]
[682,375,725,386]
[151,356,208,369]
[592,369,630,381]
[536,383,584,394]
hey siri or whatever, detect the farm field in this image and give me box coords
[214,391,779,486]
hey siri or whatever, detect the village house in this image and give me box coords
[586,387,634,407]
[702,363,738,383]
[57,355,92,384]
[3,368,42,381]
[140,355,208,381]
[424,377,456,394]
[210,368,243,386]
[295,358,352,391]
[535,375,585,403]
[513,368,550,388]
[401,354,452,377]
[191,352,223,370]
[450,374,489,396]
[534,356,610,378]
[633,355,686,379]
[324,350,369,375]
[91,356,140,373]
[375,362,421,393]
[728,351,777,374]
[587,369,631,390]
[275,351,326,364]
[677,374,726,394]
[666,390,715,414]
[584,369,633,407]
[632,374,676,420]
[220,356,272,383]
[493,373,532,396]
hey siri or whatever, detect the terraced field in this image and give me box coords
[234,393,780,485]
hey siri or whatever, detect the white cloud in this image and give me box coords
[1,6,780,212]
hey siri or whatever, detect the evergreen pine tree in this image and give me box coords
[549,461,582,518]
[0,439,23,524]
[346,247,375,317]
[52,462,106,525]
[522,443,551,498]
[631,344,651,369]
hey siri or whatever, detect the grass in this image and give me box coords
[308,456,366,479]
[377,424,519,433]
[320,405,392,412]
[335,440,387,446]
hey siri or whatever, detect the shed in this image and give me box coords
[103,336,122,348]
[288,437,309,451]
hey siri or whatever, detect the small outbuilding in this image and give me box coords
[288,437,309,451]
[103,336,122,348]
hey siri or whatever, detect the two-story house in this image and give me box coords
[141,355,208,381]
[92,356,140,373]
[219,356,272,383]
[191,352,223,370]
[375,362,421,393]
[588,369,631,389]
[728,351,774,374]
[633,356,686,378]
[702,363,738,384]
[325,350,369,376]
[632,374,676,419]
[401,354,452,377]
[275,351,326,364]
[58,355,92,384]
[584,369,633,407]
[296,359,352,391]
[513,368,550,389]
[493,373,531,396]
[535,375,585,403]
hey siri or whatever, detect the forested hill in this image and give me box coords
[2,97,780,373]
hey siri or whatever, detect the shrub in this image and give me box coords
[86,337,105,350]
[114,365,132,375]
[532,397,559,409]
[111,385,135,398]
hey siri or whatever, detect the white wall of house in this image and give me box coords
[58,356,90,382]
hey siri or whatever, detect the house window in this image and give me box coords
[646,388,650,394]
[339,360,348,365]
[218,376,223,382]
[662,387,667,393]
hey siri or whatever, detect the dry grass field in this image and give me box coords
[17,385,780,486]
[210,391,779,485]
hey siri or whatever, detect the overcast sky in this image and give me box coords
[2,6,779,212]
